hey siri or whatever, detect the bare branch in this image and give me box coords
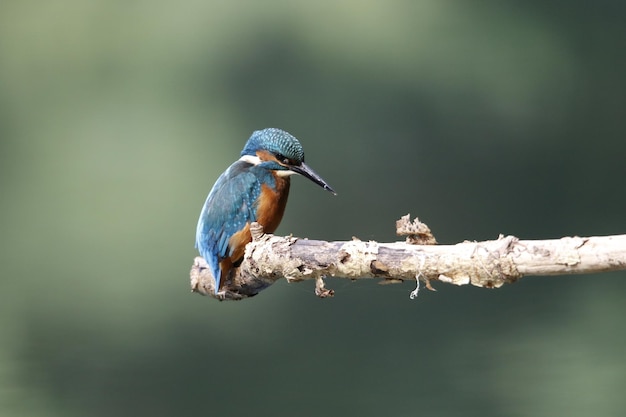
[190,216,626,300]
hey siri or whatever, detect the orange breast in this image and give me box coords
[256,175,291,234]
[226,174,291,269]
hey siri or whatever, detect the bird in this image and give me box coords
[195,128,336,294]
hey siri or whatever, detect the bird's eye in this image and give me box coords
[275,153,290,165]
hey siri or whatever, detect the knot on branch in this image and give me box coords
[437,235,521,288]
[396,214,437,245]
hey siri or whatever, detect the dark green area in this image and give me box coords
[1,2,625,416]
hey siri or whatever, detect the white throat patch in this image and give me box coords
[275,169,297,177]
[239,154,261,165]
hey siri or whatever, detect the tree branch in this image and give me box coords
[190,215,626,300]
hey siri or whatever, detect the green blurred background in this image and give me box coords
[2,1,626,416]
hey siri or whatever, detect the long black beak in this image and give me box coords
[291,162,336,195]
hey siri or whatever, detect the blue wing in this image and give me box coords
[196,160,262,293]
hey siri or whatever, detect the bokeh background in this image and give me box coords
[2,1,626,416]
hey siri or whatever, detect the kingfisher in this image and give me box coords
[195,128,336,294]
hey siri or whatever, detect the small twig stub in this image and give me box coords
[396,214,437,245]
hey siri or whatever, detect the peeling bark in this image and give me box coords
[190,215,626,300]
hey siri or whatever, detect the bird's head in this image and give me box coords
[241,128,336,194]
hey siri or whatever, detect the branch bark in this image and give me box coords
[190,215,626,300]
